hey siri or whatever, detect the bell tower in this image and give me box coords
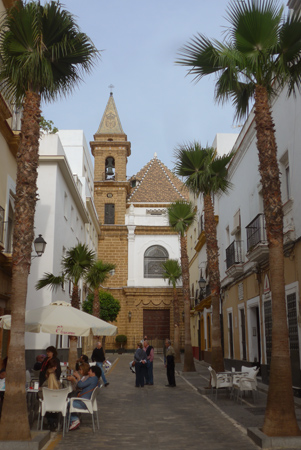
[91,92,131,226]
[90,92,131,297]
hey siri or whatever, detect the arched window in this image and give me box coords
[144,245,169,278]
[105,157,115,180]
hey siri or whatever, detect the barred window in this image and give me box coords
[144,245,169,278]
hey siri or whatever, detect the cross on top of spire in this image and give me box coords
[108,84,114,96]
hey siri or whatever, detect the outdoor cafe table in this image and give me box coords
[214,370,248,399]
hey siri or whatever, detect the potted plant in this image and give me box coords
[115,335,127,354]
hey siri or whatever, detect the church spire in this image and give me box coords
[95,92,124,135]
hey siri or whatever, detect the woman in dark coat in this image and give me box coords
[39,346,61,386]
[134,343,147,387]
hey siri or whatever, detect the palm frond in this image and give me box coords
[176,0,301,119]
[85,260,116,289]
[35,272,64,291]
[174,142,233,196]
[62,243,96,285]
[0,0,100,104]
[162,259,182,288]
[167,201,196,236]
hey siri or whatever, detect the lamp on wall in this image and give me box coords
[198,276,206,299]
[128,311,132,322]
[182,310,185,322]
[32,234,47,259]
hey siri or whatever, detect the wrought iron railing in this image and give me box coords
[246,213,267,252]
[225,240,244,269]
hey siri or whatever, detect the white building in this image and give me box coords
[216,79,301,386]
[188,133,238,361]
[25,131,99,358]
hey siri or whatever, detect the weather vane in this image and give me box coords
[108,84,115,96]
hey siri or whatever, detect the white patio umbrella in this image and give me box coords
[0,301,117,337]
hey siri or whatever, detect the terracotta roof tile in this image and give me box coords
[128,155,189,203]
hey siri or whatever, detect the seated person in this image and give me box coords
[69,365,101,431]
[33,354,45,371]
[38,359,62,398]
[39,359,62,432]
[67,362,90,392]
[75,354,89,371]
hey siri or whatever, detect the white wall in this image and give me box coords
[25,134,89,350]
[126,204,181,287]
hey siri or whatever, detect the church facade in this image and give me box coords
[90,93,188,350]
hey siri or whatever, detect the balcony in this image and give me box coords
[246,213,269,263]
[225,240,244,277]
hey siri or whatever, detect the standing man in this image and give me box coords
[91,341,109,387]
[143,339,154,385]
[165,339,176,387]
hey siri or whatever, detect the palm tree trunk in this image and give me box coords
[92,287,100,317]
[68,284,80,370]
[204,194,224,373]
[173,286,181,363]
[180,234,196,372]
[254,85,300,436]
[0,91,41,441]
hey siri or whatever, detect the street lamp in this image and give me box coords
[32,234,47,259]
[198,276,206,299]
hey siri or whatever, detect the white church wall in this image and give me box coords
[127,232,181,287]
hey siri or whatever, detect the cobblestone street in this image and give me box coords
[40,353,301,450]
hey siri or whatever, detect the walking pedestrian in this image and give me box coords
[165,339,176,387]
[91,341,109,387]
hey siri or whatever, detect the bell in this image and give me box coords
[106,157,115,176]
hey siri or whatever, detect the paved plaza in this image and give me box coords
[42,353,301,450]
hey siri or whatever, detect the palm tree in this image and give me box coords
[162,259,182,363]
[62,244,96,309]
[174,143,233,373]
[0,1,98,440]
[36,243,95,369]
[85,260,116,345]
[167,201,196,372]
[176,0,301,436]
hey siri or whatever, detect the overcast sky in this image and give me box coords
[40,0,288,177]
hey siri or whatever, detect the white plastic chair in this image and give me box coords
[68,386,101,432]
[37,387,69,436]
[208,367,232,400]
[233,368,259,403]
